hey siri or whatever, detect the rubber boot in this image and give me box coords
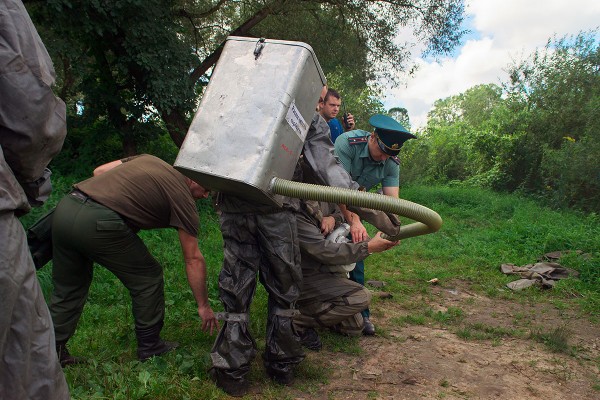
[56,340,85,367]
[209,368,249,397]
[135,321,179,361]
[362,317,376,336]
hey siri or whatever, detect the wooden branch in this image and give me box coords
[189,1,287,84]
[174,0,228,19]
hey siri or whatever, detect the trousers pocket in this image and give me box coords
[97,218,127,231]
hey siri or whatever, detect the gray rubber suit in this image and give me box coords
[209,113,365,386]
[295,202,371,336]
[210,195,304,387]
[0,1,69,399]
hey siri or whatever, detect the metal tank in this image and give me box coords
[174,36,326,206]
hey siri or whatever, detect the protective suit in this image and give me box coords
[295,202,371,336]
[209,112,360,393]
[210,110,400,395]
[0,1,69,398]
[210,195,304,391]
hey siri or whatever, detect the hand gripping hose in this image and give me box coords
[270,178,442,241]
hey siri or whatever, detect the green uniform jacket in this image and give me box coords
[334,130,400,190]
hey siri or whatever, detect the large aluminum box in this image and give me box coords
[174,36,326,206]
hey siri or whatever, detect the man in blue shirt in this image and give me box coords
[334,114,416,335]
[319,88,354,143]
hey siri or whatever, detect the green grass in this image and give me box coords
[25,179,600,399]
[529,325,572,355]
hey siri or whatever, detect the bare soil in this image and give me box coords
[284,280,600,400]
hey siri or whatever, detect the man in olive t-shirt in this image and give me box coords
[49,154,218,365]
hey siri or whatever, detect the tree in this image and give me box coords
[402,31,599,212]
[25,0,466,159]
[388,107,411,130]
[504,30,600,209]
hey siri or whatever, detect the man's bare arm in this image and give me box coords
[178,229,219,335]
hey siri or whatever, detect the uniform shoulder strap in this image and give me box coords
[389,156,400,165]
[348,136,369,145]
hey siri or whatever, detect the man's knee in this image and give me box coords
[344,285,371,311]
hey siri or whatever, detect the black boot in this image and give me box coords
[209,368,249,397]
[362,317,376,336]
[135,321,179,361]
[56,340,85,367]
[298,328,322,351]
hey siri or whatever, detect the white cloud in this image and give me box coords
[469,0,600,46]
[384,0,600,130]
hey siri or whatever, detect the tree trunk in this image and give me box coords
[122,132,138,156]
[161,109,188,148]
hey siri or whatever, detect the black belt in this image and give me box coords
[68,190,135,230]
[70,189,91,202]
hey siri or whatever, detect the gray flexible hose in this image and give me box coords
[270,178,442,240]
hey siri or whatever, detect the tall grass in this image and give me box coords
[24,178,600,399]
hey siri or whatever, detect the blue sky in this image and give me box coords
[384,0,600,129]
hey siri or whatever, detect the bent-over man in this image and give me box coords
[49,154,218,366]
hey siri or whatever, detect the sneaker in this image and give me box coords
[362,317,376,336]
[299,328,322,351]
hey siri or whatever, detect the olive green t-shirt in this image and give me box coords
[76,154,199,236]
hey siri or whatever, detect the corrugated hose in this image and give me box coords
[270,177,442,241]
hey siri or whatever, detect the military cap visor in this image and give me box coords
[369,114,417,156]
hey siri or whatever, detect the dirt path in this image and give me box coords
[288,280,600,399]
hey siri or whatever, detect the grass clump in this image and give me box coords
[529,326,572,354]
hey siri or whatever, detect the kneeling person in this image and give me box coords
[294,201,398,347]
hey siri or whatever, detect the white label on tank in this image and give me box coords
[286,100,309,141]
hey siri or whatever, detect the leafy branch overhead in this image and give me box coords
[25,0,466,153]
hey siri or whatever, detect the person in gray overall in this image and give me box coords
[0,1,70,398]
[294,200,399,349]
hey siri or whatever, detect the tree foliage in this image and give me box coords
[402,31,600,212]
[23,0,465,165]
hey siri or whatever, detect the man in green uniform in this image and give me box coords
[294,201,399,349]
[334,114,416,335]
[49,154,219,365]
[0,1,70,398]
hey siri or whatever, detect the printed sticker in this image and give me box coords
[286,100,309,141]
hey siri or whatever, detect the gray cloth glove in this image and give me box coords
[349,206,401,237]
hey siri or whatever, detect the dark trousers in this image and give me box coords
[349,260,369,318]
[50,194,164,342]
[210,210,304,382]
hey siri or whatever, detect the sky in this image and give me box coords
[383,0,600,130]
